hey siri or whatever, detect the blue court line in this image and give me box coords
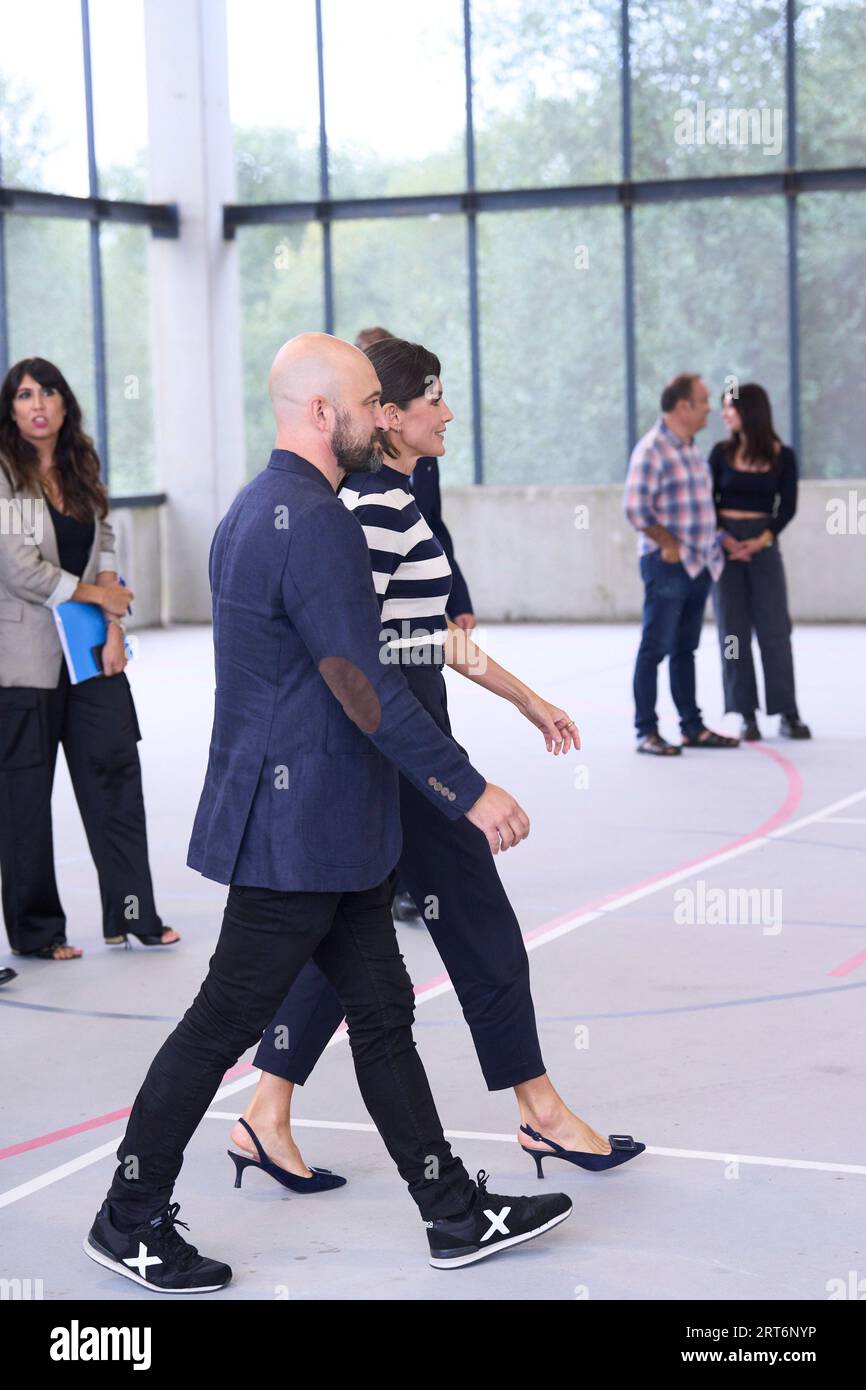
[0,999,177,1021]
[540,979,866,1021]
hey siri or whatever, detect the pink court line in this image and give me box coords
[0,746,805,1164]
[828,946,866,979]
[0,1061,254,1162]
[418,743,804,994]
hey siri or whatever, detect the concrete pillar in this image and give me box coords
[143,0,244,621]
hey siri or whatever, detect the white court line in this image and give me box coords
[822,817,866,825]
[525,787,866,951]
[2,784,865,1212]
[0,1140,119,1209]
[204,1113,866,1176]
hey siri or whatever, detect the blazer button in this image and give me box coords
[441,785,450,796]
[427,776,437,787]
[448,792,456,801]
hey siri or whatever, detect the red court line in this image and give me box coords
[0,746,804,1163]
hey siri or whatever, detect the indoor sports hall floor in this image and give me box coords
[1,622,864,1302]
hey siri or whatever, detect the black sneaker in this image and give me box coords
[84,1200,231,1294]
[427,1170,572,1269]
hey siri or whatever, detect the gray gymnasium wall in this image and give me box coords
[120,478,865,629]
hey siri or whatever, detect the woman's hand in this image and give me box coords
[102,623,128,677]
[735,533,772,560]
[451,612,476,631]
[96,579,134,616]
[518,694,580,754]
[722,533,754,562]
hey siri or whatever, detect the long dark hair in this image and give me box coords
[721,382,781,470]
[0,357,108,521]
[365,338,441,460]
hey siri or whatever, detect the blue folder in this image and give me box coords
[53,601,108,684]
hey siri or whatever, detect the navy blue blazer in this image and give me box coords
[187,451,487,891]
[410,457,474,619]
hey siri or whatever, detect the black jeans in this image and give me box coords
[633,553,712,738]
[0,666,163,952]
[712,518,798,716]
[106,875,476,1226]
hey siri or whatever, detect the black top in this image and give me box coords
[708,441,798,535]
[407,457,474,619]
[47,499,95,577]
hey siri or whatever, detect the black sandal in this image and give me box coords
[105,928,180,948]
[11,938,83,960]
[681,727,739,749]
[636,733,681,756]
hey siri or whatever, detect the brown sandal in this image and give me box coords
[636,733,681,756]
[681,727,739,749]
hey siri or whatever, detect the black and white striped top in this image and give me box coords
[340,463,451,664]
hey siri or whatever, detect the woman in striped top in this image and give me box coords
[228,339,645,1188]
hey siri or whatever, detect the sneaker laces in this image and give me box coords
[148,1202,200,1270]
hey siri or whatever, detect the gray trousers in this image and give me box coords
[712,517,798,717]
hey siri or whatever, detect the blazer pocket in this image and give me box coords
[299,752,388,867]
[0,690,46,770]
[0,600,23,622]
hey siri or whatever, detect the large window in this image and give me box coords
[225,0,865,482]
[0,0,167,495]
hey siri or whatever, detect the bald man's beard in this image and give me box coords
[331,409,382,475]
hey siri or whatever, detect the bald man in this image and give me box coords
[84,334,572,1292]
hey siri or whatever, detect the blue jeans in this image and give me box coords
[633,552,711,739]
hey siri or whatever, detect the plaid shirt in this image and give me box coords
[623,418,723,581]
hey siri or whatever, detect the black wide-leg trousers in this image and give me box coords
[712,518,798,717]
[0,666,164,952]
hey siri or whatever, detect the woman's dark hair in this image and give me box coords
[720,382,781,470]
[364,338,442,460]
[0,357,108,520]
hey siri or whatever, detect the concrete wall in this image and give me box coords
[109,505,164,630]
[441,480,866,623]
[127,480,865,628]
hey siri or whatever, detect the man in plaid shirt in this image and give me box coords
[623,373,737,756]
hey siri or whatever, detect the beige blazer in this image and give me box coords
[0,461,117,689]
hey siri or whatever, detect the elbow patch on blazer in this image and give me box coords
[318,656,382,734]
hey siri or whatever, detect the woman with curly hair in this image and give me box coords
[0,357,178,960]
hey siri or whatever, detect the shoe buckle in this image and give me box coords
[609,1134,637,1152]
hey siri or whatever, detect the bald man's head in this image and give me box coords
[268,332,385,476]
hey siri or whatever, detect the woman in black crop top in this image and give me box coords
[0,357,179,961]
[709,383,810,740]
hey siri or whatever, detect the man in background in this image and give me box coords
[624,373,738,756]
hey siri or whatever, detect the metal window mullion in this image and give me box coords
[621,0,637,455]
[786,0,802,460]
[0,214,7,378]
[0,140,6,376]
[81,0,110,483]
[315,0,334,333]
[464,0,483,484]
